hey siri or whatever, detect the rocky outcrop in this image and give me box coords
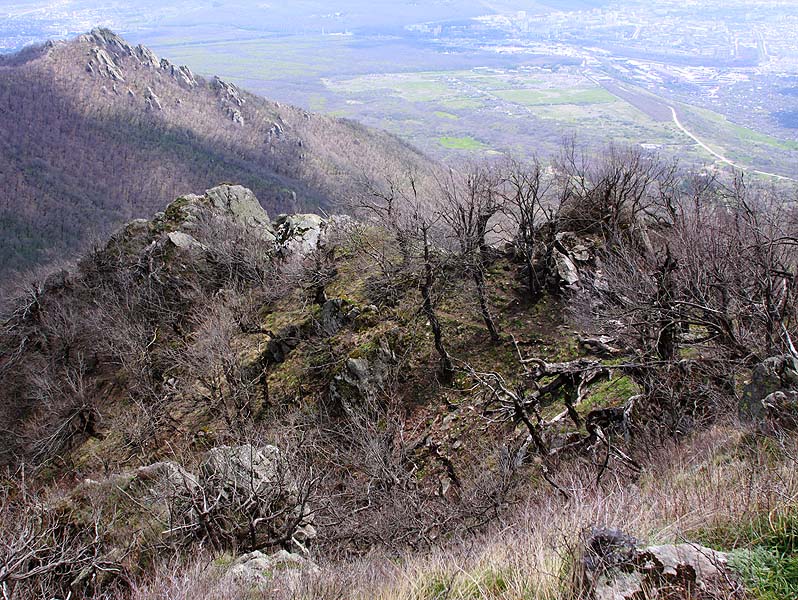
[160,59,197,87]
[88,46,124,81]
[220,549,314,591]
[81,29,134,54]
[740,354,798,422]
[82,29,197,88]
[156,184,275,240]
[274,213,326,255]
[144,86,162,111]
[553,248,580,287]
[203,184,273,230]
[575,528,739,600]
[214,76,246,124]
[329,338,396,410]
[134,44,159,68]
[198,445,315,552]
[103,187,336,281]
[318,298,361,336]
[61,444,314,581]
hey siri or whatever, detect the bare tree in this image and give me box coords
[438,163,503,342]
[351,170,454,380]
[499,156,563,300]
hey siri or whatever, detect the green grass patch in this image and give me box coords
[495,87,616,106]
[730,547,798,600]
[696,508,798,600]
[439,97,485,110]
[434,110,460,120]
[686,105,798,152]
[438,136,488,151]
[582,375,638,412]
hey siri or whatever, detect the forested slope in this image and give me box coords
[0,29,430,277]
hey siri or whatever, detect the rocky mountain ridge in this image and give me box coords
[0,28,432,279]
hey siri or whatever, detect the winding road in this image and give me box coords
[668,106,795,181]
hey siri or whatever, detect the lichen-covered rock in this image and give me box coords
[274,213,327,255]
[203,184,273,230]
[576,527,739,600]
[741,355,798,421]
[200,444,283,492]
[220,549,313,591]
[329,338,396,410]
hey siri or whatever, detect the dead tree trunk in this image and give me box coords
[472,264,500,343]
[421,225,454,381]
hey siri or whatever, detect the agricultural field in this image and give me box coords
[319,67,709,165]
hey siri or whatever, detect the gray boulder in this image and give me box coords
[740,355,798,421]
[197,445,315,551]
[159,185,276,241]
[165,231,205,251]
[203,185,273,230]
[329,338,396,410]
[274,213,327,256]
[553,248,580,287]
[319,298,351,336]
[577,528,737,600]
[200,444,283,493]
[220,549,313,591]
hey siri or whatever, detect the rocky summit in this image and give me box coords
[0,158,796,599]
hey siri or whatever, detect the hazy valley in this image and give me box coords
[5,0,798,178]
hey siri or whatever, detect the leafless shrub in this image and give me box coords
[350,170,455,380]
[499,155,565,300]
[0,469,120,600]
[437,163,504,341]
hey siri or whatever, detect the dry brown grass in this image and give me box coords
[130,424,798,600]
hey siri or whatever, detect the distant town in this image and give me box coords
[406,0,798,140]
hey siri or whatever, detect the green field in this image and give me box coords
[494,87,616,106]
[438,136,488,150]
[323,68,699,158]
